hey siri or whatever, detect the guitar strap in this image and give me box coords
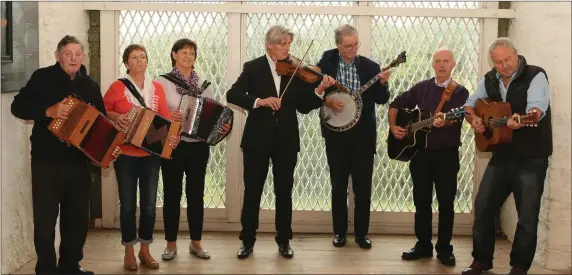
[434,80,458,114]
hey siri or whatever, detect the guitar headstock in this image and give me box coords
[516,110,539,127]
[442,107,465,123]
[384,51,407,70]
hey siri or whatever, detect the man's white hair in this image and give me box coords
[265,25,294,53]
[432,47,455,62]
[488,37,517,55]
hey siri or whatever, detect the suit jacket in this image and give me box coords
[316,48,390,145]
[226,55,322,152]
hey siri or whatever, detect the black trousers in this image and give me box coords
[161,141,210,241]
[31,159,91,274]
[240,146,298,246]
[409,147,460,255]
[325,134,375,238]
[472,154,548,271]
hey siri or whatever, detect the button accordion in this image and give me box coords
[124,106,181,159]
[47,95,125,168]
[178,94,233,146]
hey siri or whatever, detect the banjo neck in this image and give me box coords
[357,65,393,96]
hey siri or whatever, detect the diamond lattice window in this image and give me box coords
[246,12,353,211]
[118,10,228,208]
[371,15,480,213]
[372,1,480,9]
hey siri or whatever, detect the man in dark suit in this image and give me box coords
[226,25,336,259]
[315,24,390,249]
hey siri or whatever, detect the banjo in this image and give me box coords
[319,51,407,132]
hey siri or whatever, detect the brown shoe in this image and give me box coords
[507,266,527,275]
[461,261,493,275]
[138,254,159,269]
[123,255,138,271]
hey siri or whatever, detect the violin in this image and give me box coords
[276,55,323,83]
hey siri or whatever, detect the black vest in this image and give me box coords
[483,55,553,158]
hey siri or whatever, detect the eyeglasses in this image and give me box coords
[341,41,361,50]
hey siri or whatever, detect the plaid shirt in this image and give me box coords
[336,54,360,93]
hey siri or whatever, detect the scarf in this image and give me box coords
[123,73,158,111]
[171,67,201,96]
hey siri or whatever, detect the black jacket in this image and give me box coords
[316,48,390,144]
[226,55,322,152]
[11,62,106,162]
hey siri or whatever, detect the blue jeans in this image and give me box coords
[472,154,548,271]
[114,155,161,246]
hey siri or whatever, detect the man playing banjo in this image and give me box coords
[314,24,391,249]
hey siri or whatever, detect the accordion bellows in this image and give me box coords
[179,94,233,145]
[124,106,181,159]
[48,96,125,168]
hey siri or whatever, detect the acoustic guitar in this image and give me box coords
[474,98,539,152]
[387,107,465,162]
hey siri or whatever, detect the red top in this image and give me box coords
[103,79,172,157]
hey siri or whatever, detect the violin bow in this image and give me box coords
[279,39,315,100]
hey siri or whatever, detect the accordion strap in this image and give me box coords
[161,73,212,96]
[119,78,147,108]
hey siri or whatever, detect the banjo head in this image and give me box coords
[320,90,362,132]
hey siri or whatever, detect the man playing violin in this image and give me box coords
[462,37,552,275]
[389,47,469,266]
[226,25,336,259]
[313,24,390,250]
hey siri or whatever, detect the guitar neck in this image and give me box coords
[410,116,436,131]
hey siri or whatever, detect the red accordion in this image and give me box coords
[48,95,125,168]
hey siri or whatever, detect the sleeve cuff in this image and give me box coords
[314,88,325,100]
[253,98,259,109]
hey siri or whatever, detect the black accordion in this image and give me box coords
[178,94,233,145]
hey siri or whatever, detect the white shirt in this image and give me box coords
[253,53,281,109]
[435,77,452,88]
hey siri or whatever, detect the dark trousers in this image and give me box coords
[472,154,548,271]
[114,155,160,245]
[240,146,298,246]
[409,147,460,255]
[161,141,210,241]
[325,134,375,238]
[31,159,91,274]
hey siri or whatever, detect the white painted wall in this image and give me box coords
[1,2,90,273]
[500,2,571,273]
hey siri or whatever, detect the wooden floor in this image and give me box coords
[14,229,564,274]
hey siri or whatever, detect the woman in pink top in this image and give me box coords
[104,44,179,271]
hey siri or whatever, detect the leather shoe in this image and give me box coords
[58,267,94,275]
[507,266,527,275]
[401,246,433,260]
[278,243,294,258]
[237,243,254,259]
[355,236,372,249]
[332,234,346,247]
[461,261,493,275]
[437,253,456,266]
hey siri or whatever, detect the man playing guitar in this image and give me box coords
[314,24,390,249]
[462,37,552,275]
[388,48,469,266]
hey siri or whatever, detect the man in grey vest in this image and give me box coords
[463,37,552,275]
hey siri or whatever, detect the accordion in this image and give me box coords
[124,106,181,159]
[48,95,125,168]
[178,94,233,145]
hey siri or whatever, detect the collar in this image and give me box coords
[266,53,277,70]
[338,52,356,66]
[434,77,452,87]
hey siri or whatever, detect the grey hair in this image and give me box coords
[265,25,294,52]
[432,47,456,62]
[56,35,84,53]
[334,24,358,45]
[488,37,517,55]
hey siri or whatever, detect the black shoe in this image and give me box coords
[355,236,372,249]
[401,246,433,260]
[461,261,493,275]
[237,243,254,259]
[278,243,294,258]
[57,267,94,275]
[332,234,346,247]
[437,253,456,266]
[507,266,527,275]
